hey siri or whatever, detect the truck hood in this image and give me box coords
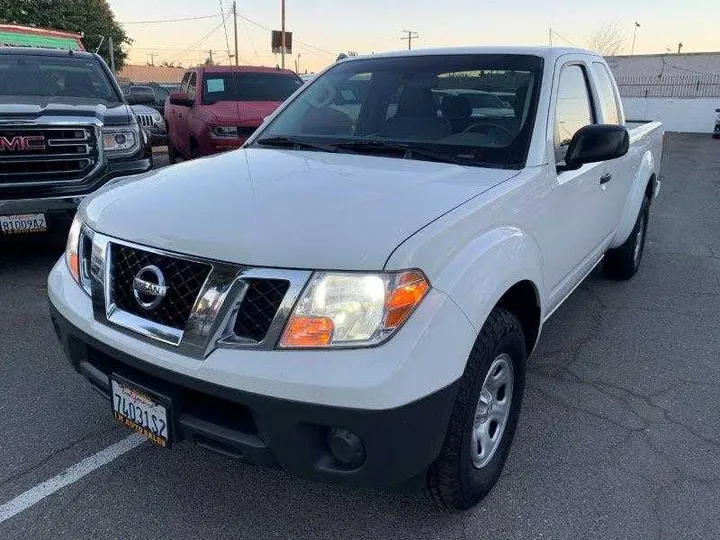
[0,99,132,125]
[82,148,518,270]
[204,101,282,125]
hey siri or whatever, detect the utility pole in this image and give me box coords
[233,1,239,66]
[401,30,419,50]
[148,52,157,66]
[208,49,214,65]
[549,28,553,47]
[631,22,640,55]
[281,0,286,69]
[108,35,115,73]
[677,42,683,54]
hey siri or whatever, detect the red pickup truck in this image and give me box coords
[165,66,303,161]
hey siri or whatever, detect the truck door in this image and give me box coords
[543,60,617,304]
[589,61,630,227]
[174,71,196,157]
[168,71,190,154]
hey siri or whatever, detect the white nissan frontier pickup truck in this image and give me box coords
[49,47,663,510]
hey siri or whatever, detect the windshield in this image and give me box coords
[254,54,543,169]
[202,72,303,104]
[0,54,119,102]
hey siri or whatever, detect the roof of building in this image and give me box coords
[609,51,720,60]
[117,64,186,84]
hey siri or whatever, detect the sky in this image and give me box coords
[108,0,720,72]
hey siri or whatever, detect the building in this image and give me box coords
[606,52,720,133]
[117,65,186,84]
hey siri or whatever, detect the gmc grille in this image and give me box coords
[136,114,155,128]
[0,126,99,187]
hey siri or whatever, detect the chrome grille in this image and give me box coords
[0,126,98,186]
[86,232,312,357]
[110,243,212,331]
[233,279,290,342]
[136,114,155,128]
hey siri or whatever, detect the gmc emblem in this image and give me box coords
[0,135,46,152]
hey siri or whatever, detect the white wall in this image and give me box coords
[622,98,720,133]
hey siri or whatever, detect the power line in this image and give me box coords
[219,0,231,60]
[550,29,576,47]
[162,16,230,64]
[120,14,221,25]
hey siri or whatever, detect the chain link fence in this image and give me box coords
[615,74,720,99]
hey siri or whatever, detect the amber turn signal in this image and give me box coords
[385,271,430,328]
[281,316,334,348]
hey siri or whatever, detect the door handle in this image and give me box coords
[600,173,612,184]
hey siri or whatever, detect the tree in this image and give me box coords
[0,0,130,69]
[587,20,628,57]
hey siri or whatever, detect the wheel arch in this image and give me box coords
[427,226,546,358]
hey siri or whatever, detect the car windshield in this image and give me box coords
[254,54,543,169]
[202,72,303,103]
[0,54,119,102]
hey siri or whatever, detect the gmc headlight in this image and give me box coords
[102,126,139,155]
[65,216,92,295]
[211,126,238,139]
[279,270,430,348]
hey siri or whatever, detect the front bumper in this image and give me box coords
[50,302,458,488]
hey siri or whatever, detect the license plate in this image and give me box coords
[0,213,47,235]
[111,378,170,447]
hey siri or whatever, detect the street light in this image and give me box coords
[631,22,640,55]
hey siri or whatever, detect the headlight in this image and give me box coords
[279,270,430,348]
[211,126,238,139]
[150,111,165,128]
[65,216,92,295]
[102,126,139,155]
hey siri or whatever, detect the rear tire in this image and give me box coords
[603,196,650,280]
[426,308,527,511]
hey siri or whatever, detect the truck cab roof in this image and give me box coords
[191,65,299,76]
[343,46,599,62]
[0,46,98,60]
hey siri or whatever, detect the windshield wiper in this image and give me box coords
[255,136,338,153]
[333,140,464,165]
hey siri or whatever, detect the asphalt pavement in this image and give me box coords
[1,134,719,539]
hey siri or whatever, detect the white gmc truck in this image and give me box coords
[48,47,663,510]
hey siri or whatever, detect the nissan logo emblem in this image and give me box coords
[132,265,169,310]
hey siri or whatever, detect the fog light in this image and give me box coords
[328,427,366,467]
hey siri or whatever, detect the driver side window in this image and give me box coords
[554,65,594,163]
[187,72,197,99]
[179,72,191,94]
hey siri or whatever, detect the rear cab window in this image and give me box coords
[202,72,303,104]
[591,62,622,125]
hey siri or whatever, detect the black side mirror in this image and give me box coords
[126,93,155,106]
[169,92,194,108]
[561,124,630,171]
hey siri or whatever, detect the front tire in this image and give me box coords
[603,196,650,280]
[426,308,527,510]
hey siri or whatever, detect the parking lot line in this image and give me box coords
[0,434,145,524]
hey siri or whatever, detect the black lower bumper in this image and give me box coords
[50,304,458,488]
